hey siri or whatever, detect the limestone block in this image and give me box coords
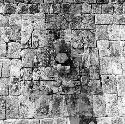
[96,25,109,40]
[4,3,17,15]
[82,2,91,13]
[92,4,101,14]
[95,14,117,24]
[0,15,9,27]
[120,25,125,40]
[101,75,117,94]
[0,43,6,57]
[118,96,125,116]
[97,40,121,57]
[111,57,123,75]
[1,59,10,77]
[100,57,112,74]
[117,75,125,96]
[8,42,21,58]
[111,117,124,124]
[93,95,106,117]
[97,117,112,124]
[81,14,95,29]
[21,49,35,67]
[0,96,5,119]
[108,25,120,40]
[10,59,22,78]
[6,96,19,118]
[102,4,114,14]
[18,95,37,118]
[9,77,20,96]
[104,93,119,117]
[0,78,9,95]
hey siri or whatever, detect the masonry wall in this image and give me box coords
[0,0,125,124]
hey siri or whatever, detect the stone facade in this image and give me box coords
[0,0,125,124]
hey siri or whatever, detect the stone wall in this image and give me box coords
[0,0,124,124]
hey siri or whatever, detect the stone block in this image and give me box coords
[57,118,68,124]
[88,80,103,95]
[82,29,96,47]
[1,59,10,78]
[21,49,35,67]
[120,25,125,40]
[17,3,29,14]
[79,116,97,124]
[89,65,100,80]
[89,48,99,65]
[116,14,125,24]
[108,25,120,40]
[0,3,5,14]
[9,14,22,27]
[0,78,9,95]
[96,0,109,3]
[69,117,80,124]
[111,117,124,124]
[111,57,123,75]
[102,4,114,14]
[64,94,79,117]
[6,96,20,119]
[100,57,112,74]
[117,75,125,96]
[96,25,109,40]
[100,57,122,75]
[0,15,9,27]
[0,43,6,58]
[4,3,17,15]
[92,4,101,14]
[82,2,91,13]
[10,59,22,78]
[114,4,123,15]
[18,95,37,118]
[29,4,40,14]
[8,42,21,58]
[104,93,119,117]
[97,117,112,124]
[50,95,64,117]
[9,77,21,96]
[0,96,5,119]
[93,95,106,117]
[40,118,53,124]
[81,14,95,29]
[70,16,82,29]
[21,68,32,80]
[118,96,125,116]
[78,94,93,117]
[101,75,117,94]
[4,119,16,124]
[95,14,117,24]
[4,0,15,3]
[53,3,60,14]
[97,40,121,57]
[34,95,51,118]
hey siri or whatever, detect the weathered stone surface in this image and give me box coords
[93,95,106,117]
[101,75,117,94]
[97,40,121,57]
[6,96,20,119]
[96,25,109,40]
[95,14,117,24]
[0,78,9,95]
[104,93,119,117]
[108,25,120,40]
[92,4,101,14]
